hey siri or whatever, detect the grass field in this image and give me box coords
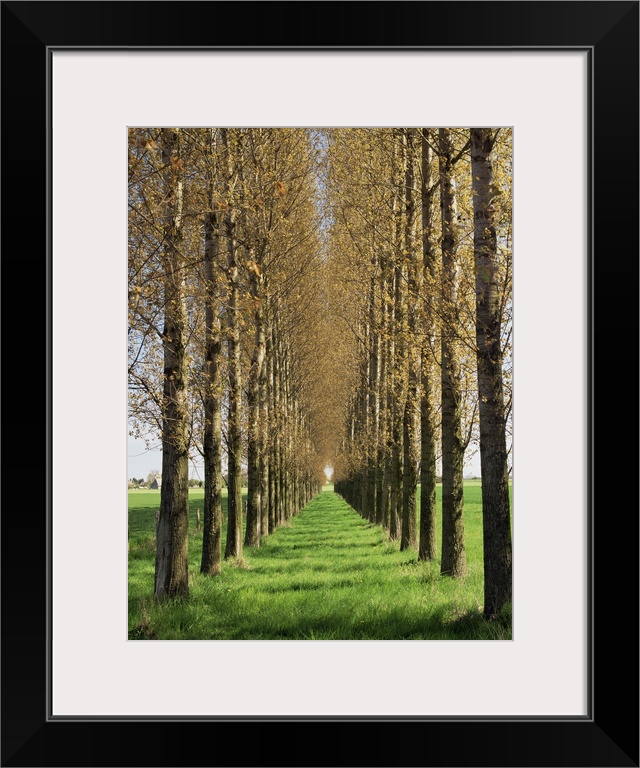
[128,482,511,640]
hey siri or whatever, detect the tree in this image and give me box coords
[389,130,406,541]
[243,135,266,548]
[222,128,244,562]
[471,127,513,617]
[419,128,438,561]
[438,127,467,578]
[401,128,420,551]
[200,128,224,576]
[154,127,190,600]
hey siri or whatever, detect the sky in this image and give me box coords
[127,430,484,482]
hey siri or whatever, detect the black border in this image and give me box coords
[2,2,638,766]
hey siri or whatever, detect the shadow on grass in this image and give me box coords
[442,603,512,640]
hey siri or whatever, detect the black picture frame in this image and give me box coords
[2,2,638,766]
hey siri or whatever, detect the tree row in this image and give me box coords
[326,128,512,618]
[128,128,328,599]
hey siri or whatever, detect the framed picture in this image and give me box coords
[3,1,637,766]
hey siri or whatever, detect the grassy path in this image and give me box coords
[129,488,510,640]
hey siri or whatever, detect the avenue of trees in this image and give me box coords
[128,126,512,619]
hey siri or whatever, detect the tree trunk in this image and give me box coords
[155,127,190,600]
[201,129,223,576]
[368,271,381,524]
[390,366,402,540]
[268,323,278,533]
[283,347,293,521]
[401,129,420,551]
[419,128,438,561]
[360,319,370,518]
[382,247,395,533]
[276,332,286,526]
[471,127,513,617]
[375,253,388,527]
[245,249,266,548]
[439,128,466,578]
[390,130,405,540]
[222,128,243,561]
[259,317,270,539]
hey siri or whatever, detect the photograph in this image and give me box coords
[127,126,514,641]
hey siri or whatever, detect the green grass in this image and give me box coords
[128,483,512,640]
